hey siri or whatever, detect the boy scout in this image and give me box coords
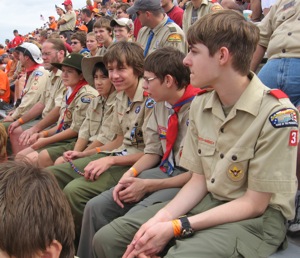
[15,53,98,164]
[46,41,154,243]
[183,0,222,36]
[78,47,200,257]
[2,43,48,124]
[37,56,116,167]
[127,0,187,56]
[94,10,299,258]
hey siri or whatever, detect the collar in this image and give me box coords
[152,15,169,35]
[204,72,264,117]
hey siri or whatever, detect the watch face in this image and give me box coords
[181,228,194,238]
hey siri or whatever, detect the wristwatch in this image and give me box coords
[178,215,194,238]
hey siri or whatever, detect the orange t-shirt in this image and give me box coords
[49,21,58,30]
[0,70,10,103]
[5,59,12,74]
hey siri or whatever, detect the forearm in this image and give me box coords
[73,138,89,152]
[19,102,45,124]
[110,152,144,167]
[132,153,161,174]
[146,171,192,193]
[84,140,104,150]
[250,44,267,72]
[32,106,60,132]
[41,128,77,145]
[189,189,272,231]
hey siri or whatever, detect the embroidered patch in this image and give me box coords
[33,70,43,77]
[81,97,92,103]
[145,98,155,108]
[269,108,298,128]
[289,130,298,146]
[135,106,141,114]
[167,33,182,42]
[211,4,223,12]
[283,0,295,10]
[227,164,244,182]
[158,125,167,139]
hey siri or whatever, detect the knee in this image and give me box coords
[38,149,52,168]
[54,156,65,165]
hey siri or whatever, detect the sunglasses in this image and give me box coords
[71,41,79,45]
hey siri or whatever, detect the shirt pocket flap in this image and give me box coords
[197,142,216,157]
[226,147,254,163]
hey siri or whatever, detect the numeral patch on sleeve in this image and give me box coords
[289,130,298,146]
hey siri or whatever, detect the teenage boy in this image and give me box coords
[0,160,75,258]
[78,47,200,257]
[93,17,113,56]
[110,18,134,42]
[46,41,154,243]
[94,10,299,258]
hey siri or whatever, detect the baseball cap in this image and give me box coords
[62,0,72,6]
[15,42,43,64]
[110,18,134,32]
[127,0,162,15]
[55,4,66,13]
[49,16,55,19]
[76,24,88,33]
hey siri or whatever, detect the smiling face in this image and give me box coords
[61,65,83,87]
[113,26,131,42]
[86,35,98,52]
[94,27,112,46]
[107,60,138,93]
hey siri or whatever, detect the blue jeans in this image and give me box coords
[258,58,300,107]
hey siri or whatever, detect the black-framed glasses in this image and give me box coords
[143,76,157,84]
[71,41,79,45]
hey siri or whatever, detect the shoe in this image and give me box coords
[287,194,300,237]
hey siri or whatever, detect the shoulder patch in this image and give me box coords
[168,26,177,33]
[211,4,223,12]
[268,89,288,99]
[33,70,44,77]
[269,108,298,128]
[167,33,182,42]
[81,96,93,103]
[145,98,156,108]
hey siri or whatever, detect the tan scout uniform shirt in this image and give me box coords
[12,66,48,120]
[59,10,76,32]
[79,91,117,143]
[57,85,98,132]
[95,47,108,56]
[180,73,299,220]
[144,101,190,166]
[40,70,64,118]
[109,79,154,155]
[137,15,187,56]
[258,0,300,59]
[183,0,222,36]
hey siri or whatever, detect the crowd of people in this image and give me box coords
[0,0,299,257]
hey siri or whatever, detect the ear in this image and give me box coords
[164,74,174,88]
[218,46,230,66]
[41,240,62,258]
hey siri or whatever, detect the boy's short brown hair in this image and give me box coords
[103,41,144,78]
[187,10,259,75]
[0,161,75,258]
[145,47,190,90]
[93,17,113,34]
[71,31,87,47]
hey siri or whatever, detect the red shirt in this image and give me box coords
[11,36,23,48]
[167,6,184,28]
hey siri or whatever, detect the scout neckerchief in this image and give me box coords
[160,85,202,175]
[143,17,174,57]
[21,64,41,98]
[56,79,87,133]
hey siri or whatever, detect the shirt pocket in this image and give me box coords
[197,142,216,176]
[275,7,296,27]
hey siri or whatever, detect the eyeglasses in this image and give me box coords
[143,76,157,84]
[117,11,123,15]
[71,41,79,45]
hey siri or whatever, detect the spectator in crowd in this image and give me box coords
[8,39,66,155]
[59,31,73,53]
[127,0,187,56]
[95,10,299,258]
[15,53,98,165]
[93,17,114,56]
[57,0,76,44]
[37,55,117,168]
[70,32,90,57]
[48,16,58,30]
[78,46,197,258]
[37,30,48,45]
[0,54,12,75]
[0,160,75,258]
[161,0,184,28]
[116,3,131,18]
[4,39,12,51]
[10,29,23,48]
[46,41,153,245]
[110,18,134,41]
[250,0,300,236]
[0,45,5,56]
[86,32,100,56]
[81,8,95,32]
[183,0,222,36]
[2,43,48,126]
[0,67,10,105]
